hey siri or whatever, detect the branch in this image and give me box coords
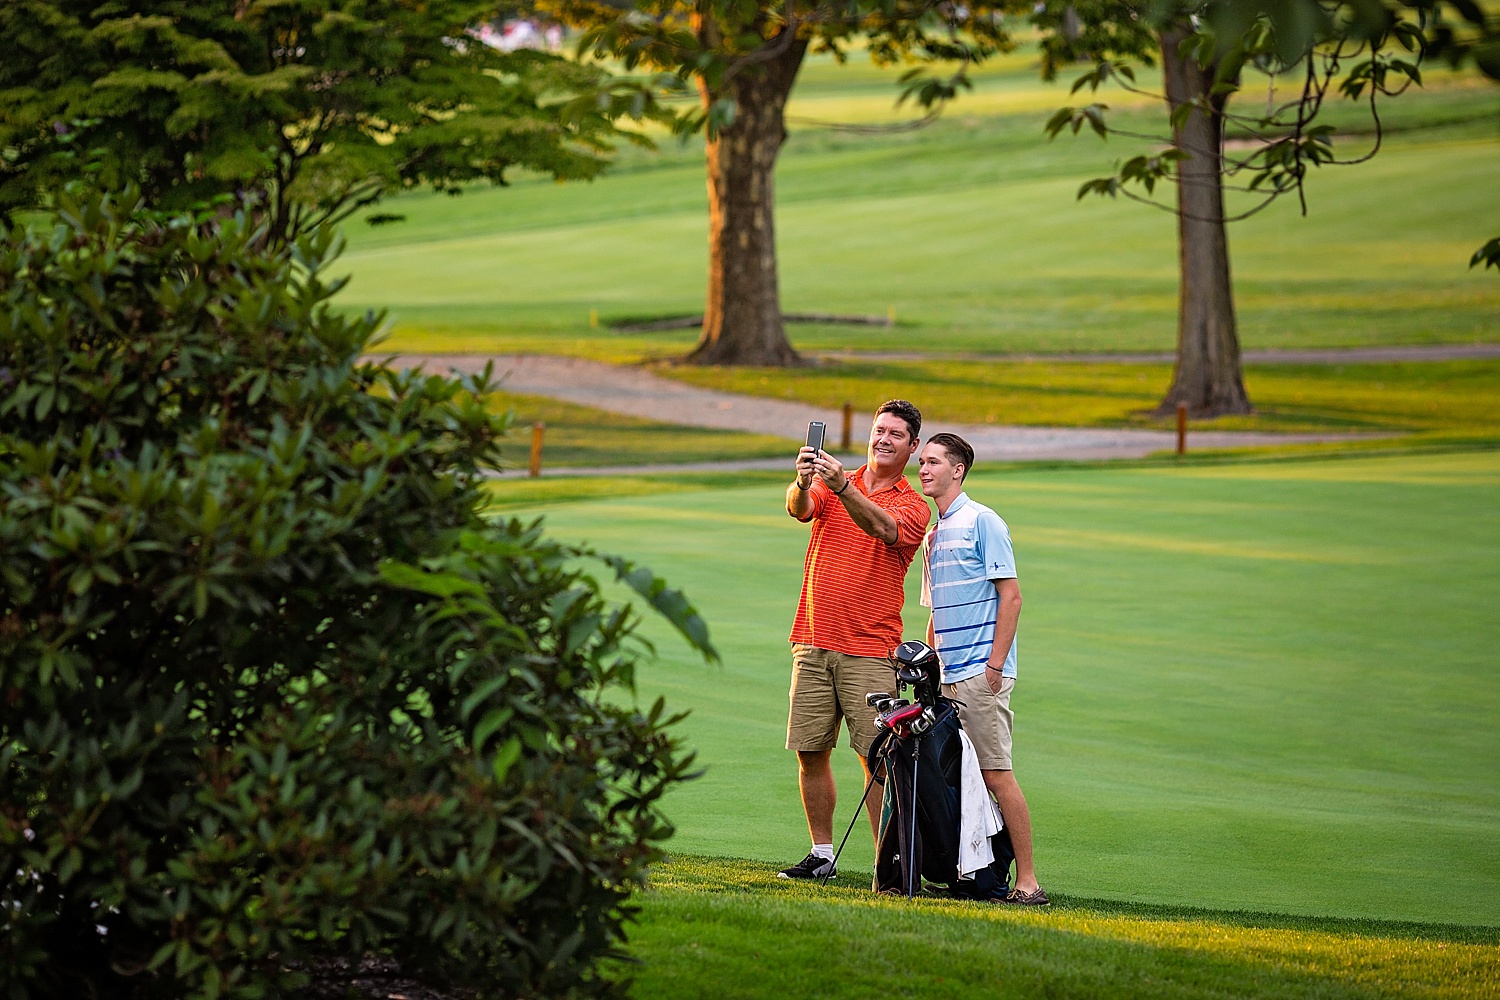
[287,178,389,243]
[776,33,977,134]
[1109,181,1282,223]
[720,17,801,85]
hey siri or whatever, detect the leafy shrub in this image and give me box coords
[0,189,712,1000]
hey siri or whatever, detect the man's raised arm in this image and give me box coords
[812,453,899,544]
[837,480,899,544]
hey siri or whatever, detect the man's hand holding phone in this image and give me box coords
[795,446,818,490]
[797,420,851,494]
[813,451,848,494]
[796,421,826,490]
[796,448,847,488]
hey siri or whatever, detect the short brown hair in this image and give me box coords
[876,399,921,440]
[928,432,974,480]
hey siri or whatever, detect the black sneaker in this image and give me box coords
[777,852,836,880]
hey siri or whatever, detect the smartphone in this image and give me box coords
[805,421,826,457]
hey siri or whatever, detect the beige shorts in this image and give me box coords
[786,644,896,757]
[944,672,1015,770]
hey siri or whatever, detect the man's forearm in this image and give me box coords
[988,581,1022,672]
[989,606,1020,670]
[838,487,898,543]
[787,480,814,519]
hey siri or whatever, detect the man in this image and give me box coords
[778,400,932,881]
[917,432,1047,905]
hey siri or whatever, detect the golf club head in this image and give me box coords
[882,703,926,731]
[893,640,939,672]
[895,664,925,687]
[872,698,913,731]
[892,639,942,707]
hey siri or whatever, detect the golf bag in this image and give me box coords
[870,642,1015,900]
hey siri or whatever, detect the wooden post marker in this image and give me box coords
[529,422,546,477]
[840,402,853,452]
[1176,403,1188,456]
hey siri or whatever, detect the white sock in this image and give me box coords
[811,843,835,861]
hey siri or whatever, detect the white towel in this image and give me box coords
[957,730,1004,879]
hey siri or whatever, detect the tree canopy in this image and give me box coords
[0,0,659,243]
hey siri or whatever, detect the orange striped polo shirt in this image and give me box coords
[789,465,933,657]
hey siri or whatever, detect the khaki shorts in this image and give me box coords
[944,672,1015,770]
[786,644,896,757]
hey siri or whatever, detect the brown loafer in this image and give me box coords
[1001,886,1050,906]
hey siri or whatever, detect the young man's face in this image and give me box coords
[917,442,964,498]
[868,412,918,472]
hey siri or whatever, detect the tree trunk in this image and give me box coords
[1154,23,1253,417]
[685,35,809,366]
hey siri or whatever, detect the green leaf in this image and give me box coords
[1471,236,1500,272]
[472,707,514,753]
[461,676,512,721]
[378,559,487,600]
[491,737,523,785]
[600,554,717,662]
[1472,41,1500,82]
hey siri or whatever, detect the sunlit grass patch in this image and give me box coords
[624,856,1500,999]
[657,359,1500,436]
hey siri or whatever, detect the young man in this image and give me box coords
[917,432,1047,905]
[779,400,931,881]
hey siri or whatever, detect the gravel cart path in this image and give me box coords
[388,353,1384,469]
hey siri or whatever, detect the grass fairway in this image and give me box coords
[504,450,1500,928]
[335,53,1500,357]
[621,857,1500,999]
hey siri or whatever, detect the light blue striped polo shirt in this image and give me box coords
[919,492,1018,684]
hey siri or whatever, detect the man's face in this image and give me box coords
[868,412,918,472]
[917,443,962,498]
